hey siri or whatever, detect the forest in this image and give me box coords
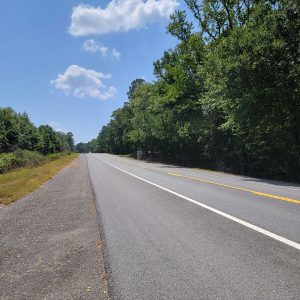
[0,107,74,172]
[82,0,299,183]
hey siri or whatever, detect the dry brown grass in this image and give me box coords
[0,153,79,205]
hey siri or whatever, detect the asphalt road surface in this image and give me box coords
[88,153,300,300]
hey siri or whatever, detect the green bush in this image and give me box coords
[0,153,23,173]
[17,150,46,168]
[0,150,68,173]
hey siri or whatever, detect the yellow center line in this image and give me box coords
[116,157,300,205]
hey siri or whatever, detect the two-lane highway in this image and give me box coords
[87,153,300,300]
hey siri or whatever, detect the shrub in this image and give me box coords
[17,150,47,168]
[0,150,72,173]
[0,150,53,173]
[0,153,23,173]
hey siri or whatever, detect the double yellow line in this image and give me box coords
[118,158,300,205]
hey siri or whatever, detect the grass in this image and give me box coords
[0,153,79,206]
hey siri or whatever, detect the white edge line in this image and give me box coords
[96,155,300,251]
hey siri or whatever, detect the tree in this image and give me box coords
[16,113,39,151]
[183,0,253,42]
[0,107,19,152]
[127,79,145,100]
[202,1,300,178]
[167,10,193,41]
[66,132,75,152]
[75,142,89,153]
[37,125,60,154]
[85,0,300,182]
[0,107,75,155]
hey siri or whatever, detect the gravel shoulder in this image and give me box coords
[0,155,107,300]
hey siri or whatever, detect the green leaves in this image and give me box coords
[167,10,193,41]
[0,107,75,155]
[87,0,300,182]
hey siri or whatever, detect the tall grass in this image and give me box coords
[0,153,79,205]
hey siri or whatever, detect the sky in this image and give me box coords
[0,0,187,143]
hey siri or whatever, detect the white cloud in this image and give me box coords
[82,39,108,55]
[69,0,179,36]
[112,48,121,60]
[82,39,122,60]
[51,65,117,100]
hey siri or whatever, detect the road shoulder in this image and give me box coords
[0,155,107,300]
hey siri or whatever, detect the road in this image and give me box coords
[88,153,300,300]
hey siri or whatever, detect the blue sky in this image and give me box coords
[0,0,186,143]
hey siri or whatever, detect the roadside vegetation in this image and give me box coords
[0,107,75,173]
[0,150,71,173]
[0,107,78,205]
[0,153,78,205]
[77,1,300,183]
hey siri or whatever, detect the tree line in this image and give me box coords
[0,107,74,154]
[77,0,300,183]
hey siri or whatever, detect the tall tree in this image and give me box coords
[37,125,60,154]
[66,132,75,152]
[87,0,300,182]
